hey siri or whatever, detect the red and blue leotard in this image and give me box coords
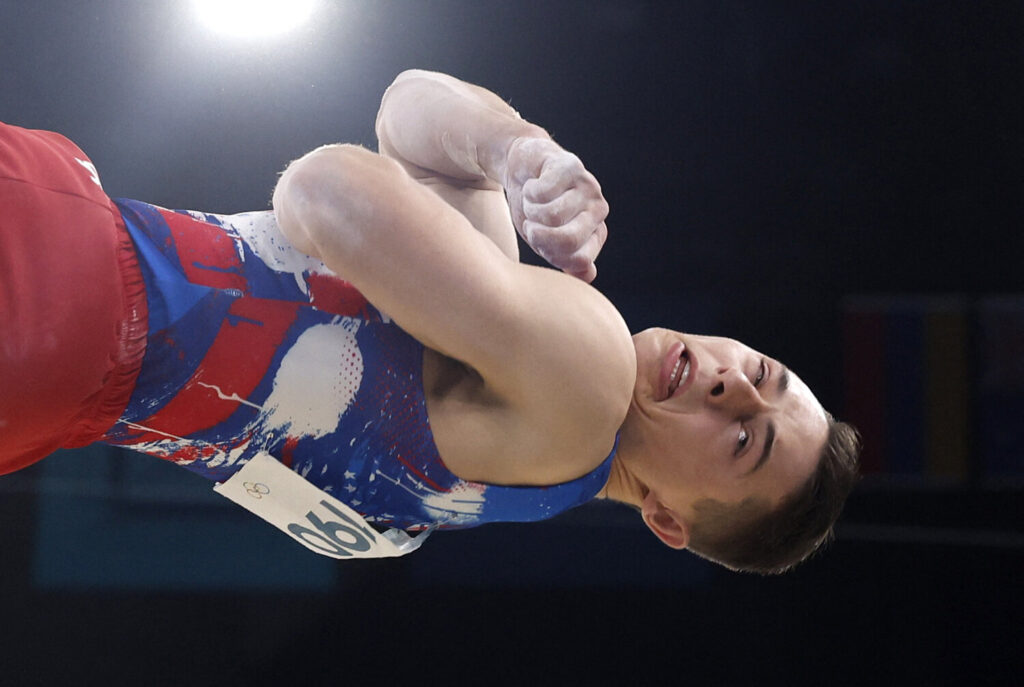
[101,200,615,530]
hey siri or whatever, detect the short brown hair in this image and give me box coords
[687,417,861,575]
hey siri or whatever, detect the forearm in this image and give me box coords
[375,69,550,185]
[373,70,610,282]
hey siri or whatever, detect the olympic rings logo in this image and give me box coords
[243,482,271,499]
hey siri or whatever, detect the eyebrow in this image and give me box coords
[778,364,790,394]
[747,364,789,475]
[748,421,776,475]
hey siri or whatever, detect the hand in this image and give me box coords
[502,137,609,282]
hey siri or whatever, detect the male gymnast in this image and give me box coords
[0,70,859,574]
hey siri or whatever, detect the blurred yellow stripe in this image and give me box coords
[925,307,970,480]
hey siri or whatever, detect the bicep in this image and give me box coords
[273,145,529,390]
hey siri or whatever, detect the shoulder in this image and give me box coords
[508,264,636,418]
[515,266,636,480]
[440,265,637,486]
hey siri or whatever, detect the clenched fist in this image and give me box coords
[501,137,609,282]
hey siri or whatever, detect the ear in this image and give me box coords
[640,491,690,550]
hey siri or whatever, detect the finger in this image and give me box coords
[523,193,578,227]
[555,221,605,270]
[561,253,596,282]
[525,186,609,228]
[521,218,585,257]
[569,261,598,283]
[559,226,605,283]
[580,221,607,259]
[588,192,610,225]
[523,155,585,203]
[549,212,604,255]
[522,173,571,205]
[540,162,601,202]
[526,215,605,274]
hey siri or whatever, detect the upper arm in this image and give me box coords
[273,145,634,443]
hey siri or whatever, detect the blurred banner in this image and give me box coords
[843,295,1024,481]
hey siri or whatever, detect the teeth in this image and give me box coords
[668,354,689,395]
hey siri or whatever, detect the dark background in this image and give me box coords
[1,1,1020,685]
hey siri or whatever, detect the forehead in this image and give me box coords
[768,369,829,492]
[783,366,827,420]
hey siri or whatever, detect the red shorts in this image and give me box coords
[0,122,147,474]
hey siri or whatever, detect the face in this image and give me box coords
[620,328,829,544]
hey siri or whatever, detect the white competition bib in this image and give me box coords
[214,452,432,558]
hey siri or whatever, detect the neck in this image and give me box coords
[597,431,647,508]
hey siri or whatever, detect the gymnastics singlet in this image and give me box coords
[102,199,615,530]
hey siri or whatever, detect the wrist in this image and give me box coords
[488,127,550,188]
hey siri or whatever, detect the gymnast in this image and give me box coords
[0,70,859,574]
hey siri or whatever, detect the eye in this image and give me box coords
[753,358,767,387]
[737,426,750,452]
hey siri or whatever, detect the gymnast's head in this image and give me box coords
[610,328,860,574]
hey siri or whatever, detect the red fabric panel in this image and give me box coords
[0,123,146,474]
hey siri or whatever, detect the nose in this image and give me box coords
[707,366,767,413]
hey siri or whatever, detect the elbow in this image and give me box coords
[377,69,430,116]
[387,69,453,97]
[389,68,441,87]
[273,144,382,258]
[375,69,452,145]
[274,144,412,260]
[273,160,319,257]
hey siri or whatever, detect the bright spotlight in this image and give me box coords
[192,0,316,38]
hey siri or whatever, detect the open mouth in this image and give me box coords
[660,341,694,401]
